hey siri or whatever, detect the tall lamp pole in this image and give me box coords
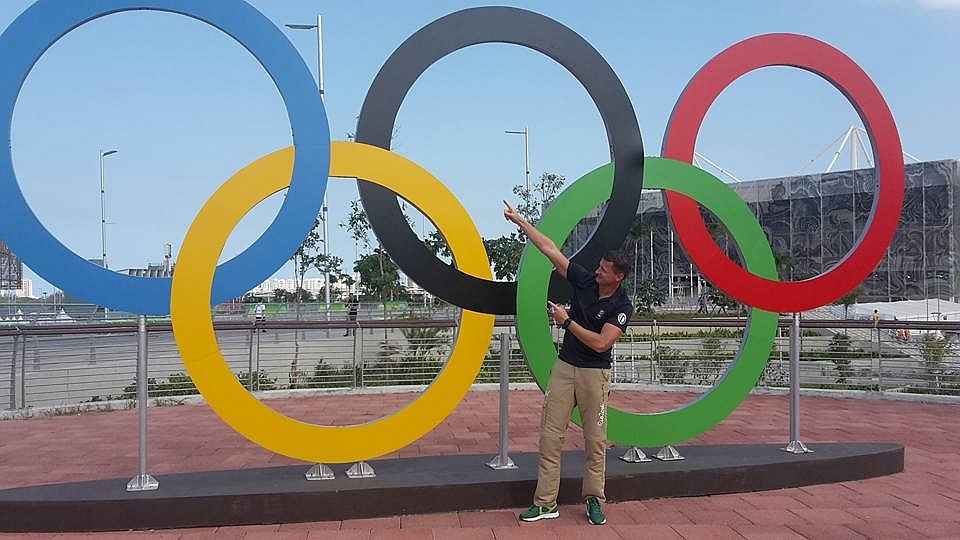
[505,128,530,194]
[936,272,943,318]
[99,149,118,269]
[286,15,330,316]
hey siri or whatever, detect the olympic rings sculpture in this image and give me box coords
[0,1,903,462]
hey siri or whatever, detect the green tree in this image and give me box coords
[291,217,322,320]
[354,249,403,299]
[773,251,796,281]
[354,248,405,327]
[828,332,855,384]
[314,253,344,302]
[332,271,355,301]
[424,230,452,260]
[401,172,566,282]
[483,232,524,280]
[293,288,313,302]
[485,172,566,280]
[626,218,656,294]
[705,220,730,257]
[920,333,951,390]
[273,288,291,303]
[836,286,862,319]
[511,172,566,222]
[706,287,739,314]
[634,278,665,314]
[341,199,404,330]
[288,215,335,388]
[342,199,372,250]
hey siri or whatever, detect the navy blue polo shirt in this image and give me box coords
[558,262,634,369]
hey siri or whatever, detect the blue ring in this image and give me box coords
[0,0,329,315]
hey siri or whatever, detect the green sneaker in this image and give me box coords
[585,496,606,525]
[519,503,559,522]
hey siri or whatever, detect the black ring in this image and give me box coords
[356,7,644,314]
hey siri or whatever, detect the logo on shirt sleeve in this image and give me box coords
[617,312,627,325]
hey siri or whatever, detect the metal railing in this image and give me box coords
[613,317,960,397]
[0,316,530,411]
[2,315,959,413]
[0,301,459,325]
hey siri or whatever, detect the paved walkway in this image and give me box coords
[0,389,958,539]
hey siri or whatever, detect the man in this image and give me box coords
[503,201,634,526]
[254,300,266,332]
[344,294,359,336]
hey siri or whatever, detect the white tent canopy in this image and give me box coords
[851,300,960,322]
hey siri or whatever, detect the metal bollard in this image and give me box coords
[877,326,884,391]
[487,333,517,469]
[783,312,812,454]
[127,315,159,491]
[8,334,18,410]
[19,335,26,409]
[247,328,255,391]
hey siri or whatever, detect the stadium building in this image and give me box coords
[569,159,960,306]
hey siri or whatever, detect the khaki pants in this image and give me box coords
[533,359,611,506]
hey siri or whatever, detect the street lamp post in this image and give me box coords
[99,149,118,269]
[505,128,530,194]
[285,16,331,318]
[936,272,943,318]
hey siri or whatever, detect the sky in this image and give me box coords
[0,0,958,299]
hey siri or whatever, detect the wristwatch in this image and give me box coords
[561,318,572,330]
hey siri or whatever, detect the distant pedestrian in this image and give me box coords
[254,300,267,332]
[345,295,359,336]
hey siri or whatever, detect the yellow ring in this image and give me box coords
[171,141,495,463]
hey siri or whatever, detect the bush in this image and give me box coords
[920,333,952,390]
[298,360,355,389]
[236,369,278,391]
[690,336,726,384]
[802,382,881,391]
[366,339,444,386]
[475,343,535,384]
[120,372,199,399]
[654,346,687,384]
[621,328,744,343]
[758,358,788,387]
[827,333,857,384]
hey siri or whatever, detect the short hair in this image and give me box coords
[602,250,631,278]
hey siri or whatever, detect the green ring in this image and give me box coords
[516,158,778,447]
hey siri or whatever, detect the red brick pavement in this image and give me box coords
[0,389,958,539]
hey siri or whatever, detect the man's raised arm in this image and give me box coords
[503,200,569,278]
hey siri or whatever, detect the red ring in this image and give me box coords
[662,33,904,313]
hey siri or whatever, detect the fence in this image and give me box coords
[2,315,959,412]
[0,301,458,325]
[614,318,960,396]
